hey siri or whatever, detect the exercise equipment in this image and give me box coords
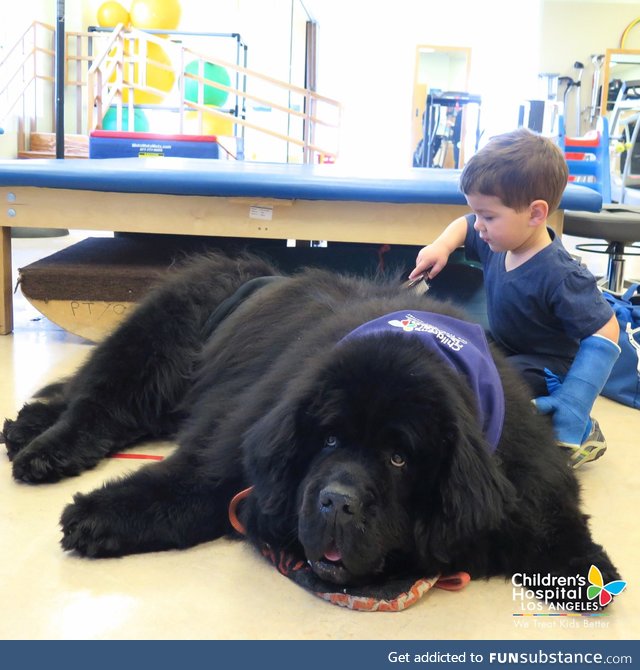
[620,16,640,48]
[184,60,230,107]
[562,115,611,202]
[97,1,130,28]
[102,106,150,132]
[589,54,605,125]
[414,91,481,168]
[129,0,181,31]
[184,110,234,136]
[100,0,181,105]
[116,39,175,105]
[608,81,640,204]
[90,131,219,159]
[558,61,584,136]
[15,236,422,342]
[561,116,640,292]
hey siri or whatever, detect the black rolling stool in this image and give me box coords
[563,204,640,293]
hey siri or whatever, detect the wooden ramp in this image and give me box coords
[18,237,167,341]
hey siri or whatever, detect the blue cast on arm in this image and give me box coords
[533,334,621,447]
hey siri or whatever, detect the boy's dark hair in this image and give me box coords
[459,128,569,213]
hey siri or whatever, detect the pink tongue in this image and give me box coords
[324,547,342,562]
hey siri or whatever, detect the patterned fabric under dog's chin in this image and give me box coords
[229,474,471,612]
[259,545,470,612]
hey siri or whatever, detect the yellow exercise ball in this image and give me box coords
[97,1,130,28]
[114,39,176,105]
[184,110,234,137]
[130,0,181,31]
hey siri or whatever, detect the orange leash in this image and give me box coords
[228,486,254,535]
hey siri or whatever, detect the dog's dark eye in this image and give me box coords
[390,453,406,468]
[324,436,339,449]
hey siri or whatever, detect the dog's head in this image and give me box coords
[241,332,514,586]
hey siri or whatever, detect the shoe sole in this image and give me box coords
[570,442,607,469]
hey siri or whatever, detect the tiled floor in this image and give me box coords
[1,231,639,640]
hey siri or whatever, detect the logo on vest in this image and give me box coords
[387,314,468,352]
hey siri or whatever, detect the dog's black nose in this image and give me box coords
[319,486,361,518]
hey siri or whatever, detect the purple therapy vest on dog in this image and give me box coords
[340,311,505,451]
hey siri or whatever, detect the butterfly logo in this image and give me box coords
[586,565,627,607]
[388,319,417,332]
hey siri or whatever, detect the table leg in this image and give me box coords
[1,226,13,335]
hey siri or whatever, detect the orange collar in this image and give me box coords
[228,486,254,535]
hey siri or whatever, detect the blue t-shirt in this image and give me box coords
[464,214,613,360]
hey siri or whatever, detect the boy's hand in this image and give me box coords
[408,243,450,281]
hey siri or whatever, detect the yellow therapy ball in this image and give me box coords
[111,40,176,105]
[97,1,130,28]
[130,0,181,31]
[184,110,234,137]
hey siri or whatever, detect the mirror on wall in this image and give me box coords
[600,48,640,115]
[599,48,640,203]
[411,45,479,168]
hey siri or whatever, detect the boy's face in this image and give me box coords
[465,192,537,253]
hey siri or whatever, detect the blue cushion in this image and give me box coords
[0,158,602,212]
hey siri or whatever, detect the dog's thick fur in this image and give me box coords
[2,252,619,596]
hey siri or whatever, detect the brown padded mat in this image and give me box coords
[17,235,487,327]
[18,235,427,303]
[18,236,195,302]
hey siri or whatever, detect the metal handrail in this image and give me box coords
[0,23,52,130]
[0,21,52,69]
[0,21,341,162]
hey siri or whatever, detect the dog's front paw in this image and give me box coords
[2,401,65,460]
[3,416,41,461]
[12,442,81,483]
[60,492,129,557]
[1,418,20,459]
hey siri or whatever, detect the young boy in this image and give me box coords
[409,128,620,467]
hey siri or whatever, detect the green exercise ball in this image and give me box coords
[184,60,230,107]
[102,107,150,132]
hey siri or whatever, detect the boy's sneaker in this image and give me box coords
[561,418,607,469]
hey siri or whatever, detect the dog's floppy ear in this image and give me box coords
[415,411,515,565]
[240,387,318,541]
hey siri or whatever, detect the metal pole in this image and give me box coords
[573,61,584,136]
[589,54,605,126]
[304,20,318,163]
[55,0,65,158]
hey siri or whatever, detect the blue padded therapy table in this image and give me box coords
[0,158,602,334]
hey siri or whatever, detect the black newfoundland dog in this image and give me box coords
[2,252,619,605]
